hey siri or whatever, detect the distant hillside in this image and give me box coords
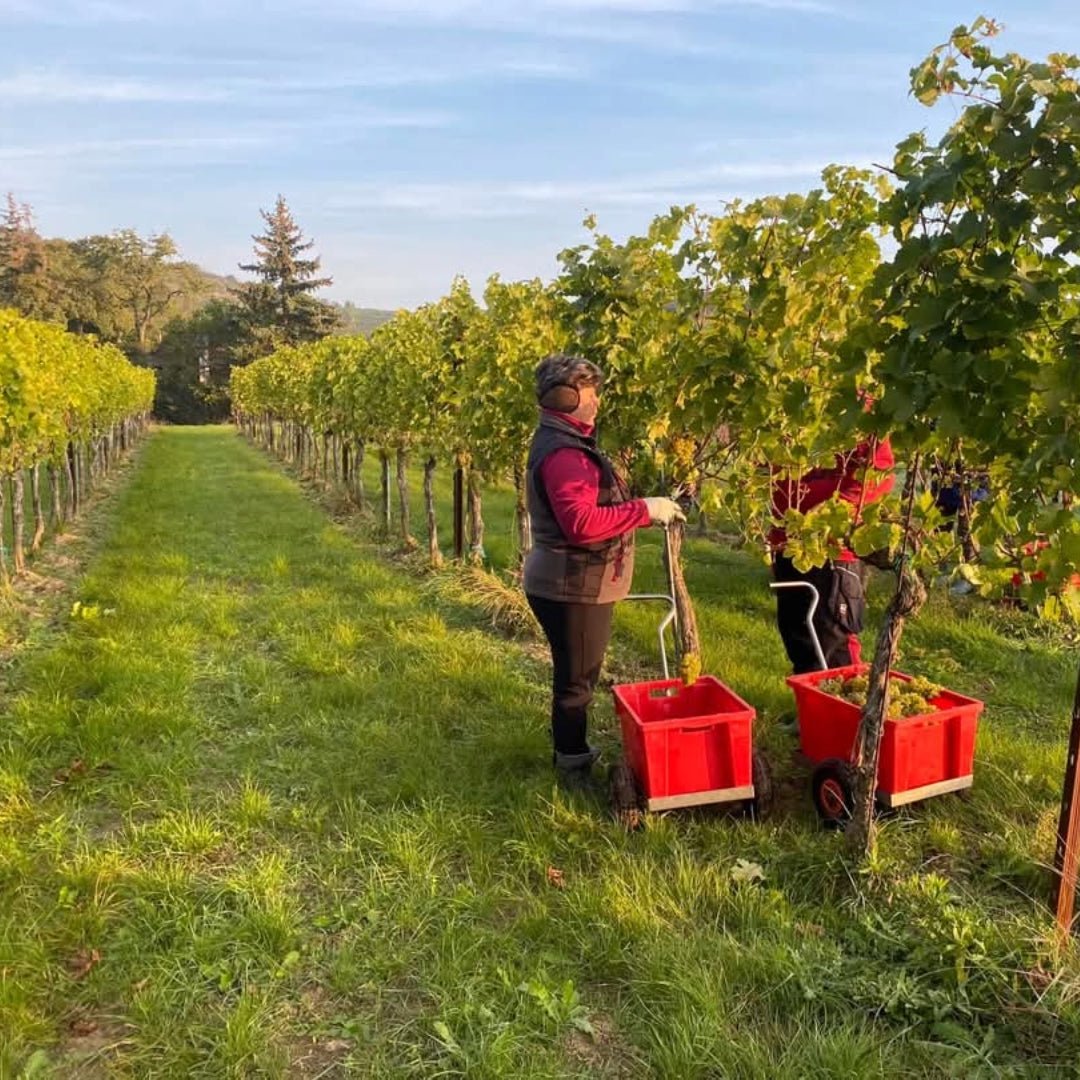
[174,263,240,318]
[184,270,395,338]
[191,266,241,300]
[335,302,396,337]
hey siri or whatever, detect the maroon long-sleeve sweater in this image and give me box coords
[538,411,651,544]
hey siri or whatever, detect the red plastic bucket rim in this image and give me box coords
[785,663,984,712]
[612,675,757,730]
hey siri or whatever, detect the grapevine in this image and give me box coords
[1,309,155,577]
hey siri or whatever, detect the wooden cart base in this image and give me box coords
[646,785,755,813]
[877,774,973,809]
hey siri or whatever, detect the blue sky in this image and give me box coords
[3,1,1079,309]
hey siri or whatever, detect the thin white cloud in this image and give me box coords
[0,134,272,166]
[0,51,589,106]
[0,0,151,23]
[3,0,844,17]
[2,0,849,54]
[322,158,866,220]
[238,56,589,92]
[0,110,455,167]
[277,0,847,53]
[296,0,843,18]
[0,71,226,103]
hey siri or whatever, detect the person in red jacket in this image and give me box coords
[770,437,895,675]
[524,355,684,787]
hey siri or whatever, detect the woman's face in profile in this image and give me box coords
[574,384,600,425]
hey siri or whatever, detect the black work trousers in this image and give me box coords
[526,595,614,757]
[772,555,866,675]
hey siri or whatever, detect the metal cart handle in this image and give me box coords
[769,580,827,671]
[621,593,677,680]
[624,524,679,680]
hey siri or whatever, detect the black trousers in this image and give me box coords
[772,555,866,675]
[526,594,614,757]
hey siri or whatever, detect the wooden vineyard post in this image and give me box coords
[453,466,465,561]
[379,451,391,534]
[1054,659,1080,940]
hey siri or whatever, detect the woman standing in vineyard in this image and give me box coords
[524,355,684,788]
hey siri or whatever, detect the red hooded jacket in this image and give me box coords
[769,438,895,562]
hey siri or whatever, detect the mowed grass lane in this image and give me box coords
[0,426,1076,1077]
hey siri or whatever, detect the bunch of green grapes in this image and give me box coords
[906,675,942,699]
[819,673,941,718]
[890,692,933,718]
[846,675,869,697]
[679,652,702,687]
[819,675,870,707]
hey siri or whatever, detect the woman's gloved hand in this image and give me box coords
[642,497,687,526]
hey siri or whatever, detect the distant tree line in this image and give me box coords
[0,193,343,423]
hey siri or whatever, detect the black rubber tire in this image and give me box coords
[747,748,774,821]
[811,758,859,828]
[609,761,644,831]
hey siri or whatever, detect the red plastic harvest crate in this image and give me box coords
[612,676,756,802]
[786,664,983,796]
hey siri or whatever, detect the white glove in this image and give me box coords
[642,497,686,527]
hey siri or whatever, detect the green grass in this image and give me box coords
[0,425,1077,1077]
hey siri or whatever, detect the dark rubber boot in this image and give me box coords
[554,746,602,791]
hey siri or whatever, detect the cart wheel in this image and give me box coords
[811,758,858,828]
[609,762,644,831]
[746,748,774,821]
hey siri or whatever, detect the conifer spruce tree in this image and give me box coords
[236,195,339,357]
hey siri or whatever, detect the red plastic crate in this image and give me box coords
[786,664,983,797]
[612,676,756,807]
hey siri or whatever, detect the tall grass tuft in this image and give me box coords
[423,565,540,639]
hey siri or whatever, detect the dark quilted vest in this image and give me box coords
[523,413,635,604]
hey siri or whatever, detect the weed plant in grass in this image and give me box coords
[0,426,1077,1077]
